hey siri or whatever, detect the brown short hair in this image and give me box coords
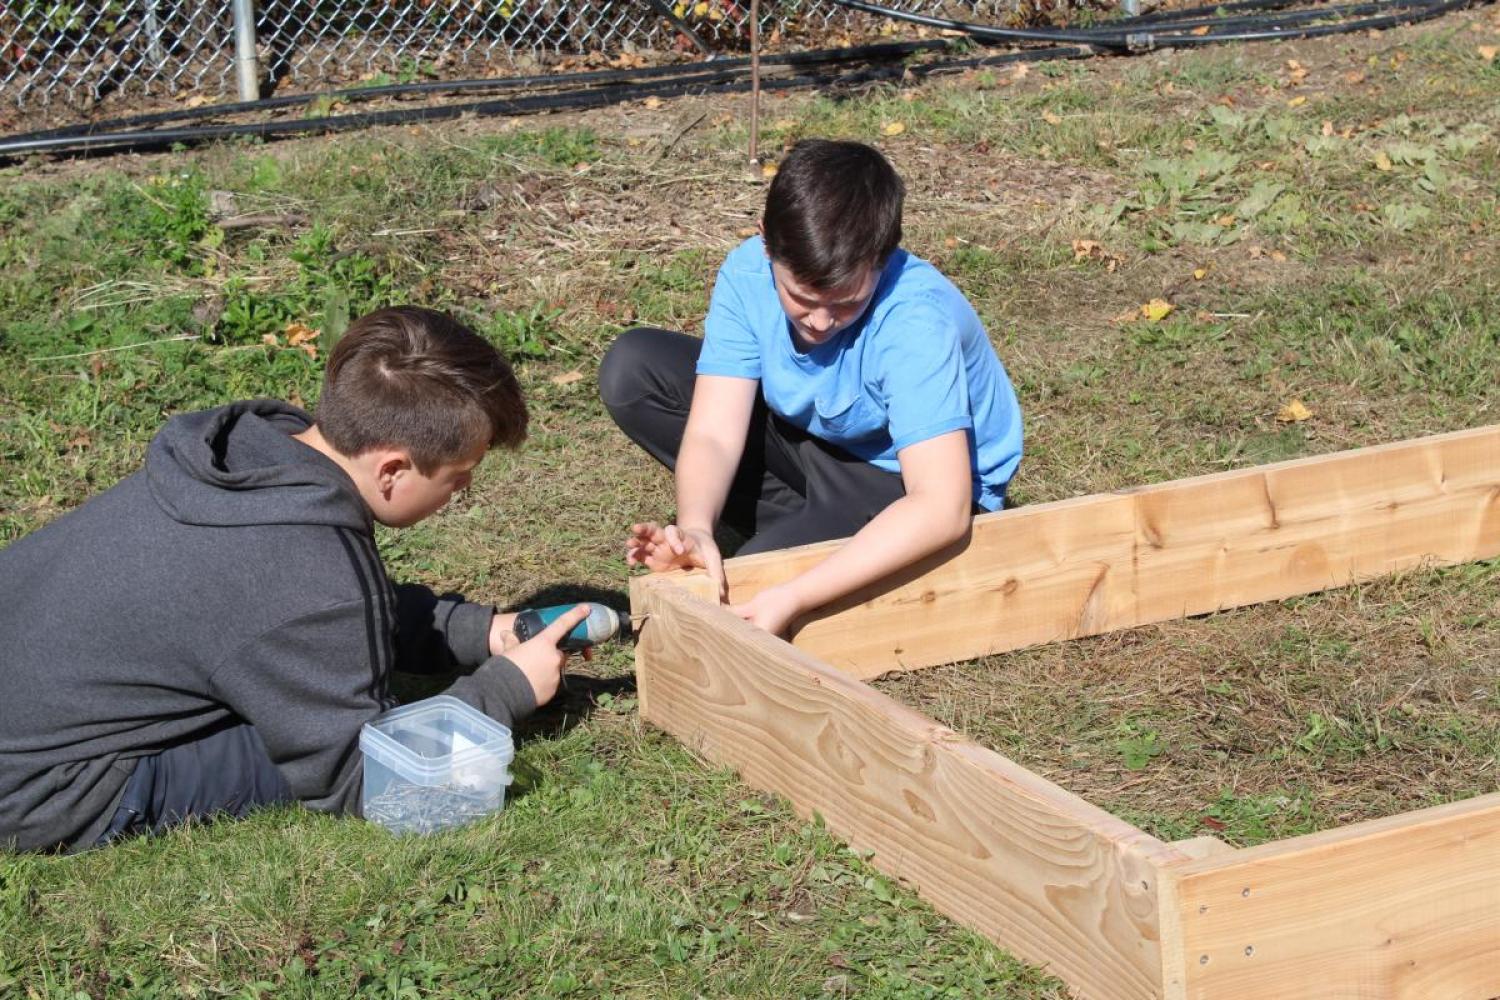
[762,139,905,290]
[314,306,527,472]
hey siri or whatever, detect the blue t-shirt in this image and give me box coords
[697,237,1023,511]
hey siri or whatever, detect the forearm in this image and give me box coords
[393,584,495,673]
[784,493,970,614]
[674,431,740,532]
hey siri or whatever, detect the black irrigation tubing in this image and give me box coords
[1069,0,1452,37]
[1116,0,1475,46]
[829,0,1475,50]
[0,42,1094,161]
[0,63,882,159]
[6,0,1440,146]
[7,39,956,145]
[0,0,1478,161]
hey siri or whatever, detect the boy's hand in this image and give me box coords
[488,611,520,655]
[504,603,590,705]
[730,584,802,638]
[625,522,727,602]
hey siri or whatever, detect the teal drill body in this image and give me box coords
[511,603,625,651]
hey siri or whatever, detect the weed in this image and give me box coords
[477,126,601,168]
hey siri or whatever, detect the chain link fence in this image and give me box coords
[1,0,1063,113]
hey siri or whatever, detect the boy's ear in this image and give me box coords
[373,450,414,492]
[756,218,766,248]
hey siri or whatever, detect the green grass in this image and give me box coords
[4,9,1500,995]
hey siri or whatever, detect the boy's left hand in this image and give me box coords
[730,585,802,638]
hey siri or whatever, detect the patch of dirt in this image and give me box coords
[876,562,1500,846]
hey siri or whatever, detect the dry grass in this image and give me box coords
[877,560,1500,845]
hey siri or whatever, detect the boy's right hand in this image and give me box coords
[506,603,590,705]
[625,522,727,602]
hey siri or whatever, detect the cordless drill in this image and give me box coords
[510,603,629,652]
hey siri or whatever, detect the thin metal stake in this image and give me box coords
[749,0,761,165]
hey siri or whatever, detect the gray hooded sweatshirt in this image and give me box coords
[0,400,537,852]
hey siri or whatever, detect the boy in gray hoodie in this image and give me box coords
[0,306,590,852]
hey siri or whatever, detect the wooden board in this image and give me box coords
[631,574,1192,1000]
[690,424,1500,679]
[1159,792,1500,999]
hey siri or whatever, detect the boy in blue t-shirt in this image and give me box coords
[599,139,1022,637]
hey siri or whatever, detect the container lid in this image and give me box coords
[359,695,514,777]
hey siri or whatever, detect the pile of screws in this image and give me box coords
[364,781,503,834]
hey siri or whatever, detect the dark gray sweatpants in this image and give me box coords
[95,720,292,846]
[598,327,910,555]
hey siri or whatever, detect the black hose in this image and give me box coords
[1069,0,1448,37]
[0,63,873,158]
[828,0,1473,51]
[1122,0,1474,46]
[0,42,1095,160]
[1,0,1478,161]
[8,40,955,145]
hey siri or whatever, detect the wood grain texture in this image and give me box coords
[631,575,1190,1000]
[1159,793,1500,999]
[693,424,1500,679]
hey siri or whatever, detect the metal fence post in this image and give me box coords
[144,0,166,65]
[232,0,260,101]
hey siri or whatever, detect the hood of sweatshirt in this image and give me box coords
[146,399,371,530]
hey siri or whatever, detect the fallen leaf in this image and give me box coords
[1343,70,1367,85]
[1276,398,1313,423]
[1374,151,1393,172]
[298,342,318,360]
[881,121,906,136]
[551,370,585,386]
[1141,298,1175,322]
[1201,815,1227,831]
[1011,63,1030,81]
[1192,266,1209,280]
[1190,24,1210,35]
[1214,213,1237,227]
[261,333,280,347]
[1479,45,1499,61]
[284,321,319,346]
[1321,120,1335,136]
[1287,95,1307,108]
[760,162,778,179]
[1071,239,1123,271]
[642,96,664,110]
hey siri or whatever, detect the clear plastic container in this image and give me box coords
[359,695,515,834]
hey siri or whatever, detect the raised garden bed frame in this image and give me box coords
[628,424,1500,1000]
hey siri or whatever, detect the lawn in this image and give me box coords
[2,7,1498,996]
